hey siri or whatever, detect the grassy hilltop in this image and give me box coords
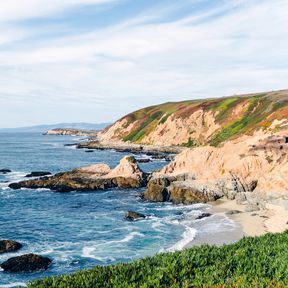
[29,231,288,287]
[100,89,288,147]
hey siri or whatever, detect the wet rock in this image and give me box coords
[25,171,52,178]
[0,169,11,174]
[144,176,171,202]
[195,213,212,220]
[0,240,22,254]
[124,211,146,221]
[9,156,147,192]
[137,158,151,163]
[0,254,52,273]
[85,150,94,153]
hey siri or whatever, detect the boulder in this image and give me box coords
[0,254,52,272]
[0,240,22,254]
[25,171,52,178]
[195,213,212,220]
[124,211,146,221]
[0,169,11,174]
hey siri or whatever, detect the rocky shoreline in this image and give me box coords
[44,128,98,136]
[76,139,184,155]
[9,156,148,192]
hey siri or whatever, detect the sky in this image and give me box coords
[0,0,288,128]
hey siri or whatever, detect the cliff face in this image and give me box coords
[157,134,288,194]
[99,90,288,147]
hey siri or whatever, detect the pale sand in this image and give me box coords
[211,198,288,237]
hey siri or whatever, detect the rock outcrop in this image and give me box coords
[25,171,52,178]
[144,175,222,204]
[143,134,288,205]
[9,156,147,192]
[0,169,11,174]
[124,211,146,221]
[0,240,22,254]
[0,254,52,272]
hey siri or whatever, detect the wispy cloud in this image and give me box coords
[0,0,287,127]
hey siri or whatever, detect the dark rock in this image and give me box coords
[25,172,52,178]
[85,150,94,153]
[0,254,52,272]
[143,174,196,203]
[0,240,22,254]
[124,211,146,221]
[195,213,212,220]
[225,210,243,215]
[144,176,171,202]
[137,158,151,163]
[168,181,222,204]
[9,156,147,192]
[0,169,11,174]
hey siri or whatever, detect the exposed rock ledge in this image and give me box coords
[9,156,147,192]
[76,139,183,155]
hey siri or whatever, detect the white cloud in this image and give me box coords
[0,0,116,22]
[0,0,288,127]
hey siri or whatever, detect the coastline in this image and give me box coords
[211,198,288,237]
[76,139,184,155]
[184,198,288,249]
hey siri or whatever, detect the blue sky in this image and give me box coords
[0,0,287,128]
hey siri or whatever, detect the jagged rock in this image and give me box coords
[0,254,52,272]
[144,176,171,202]
[143,173,195,202]
[168,181,222,204]
[25,171,52,178]
[0,169,11,174]
[9,156,147,192]
[124,211,146,221]
[0,240,22,254]
[195,213,212,220]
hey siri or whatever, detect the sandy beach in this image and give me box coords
[211,198,288,237]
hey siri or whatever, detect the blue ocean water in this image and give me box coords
[0,133,239,287]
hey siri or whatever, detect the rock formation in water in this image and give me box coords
[0,240,22,254]
[0,254,52,272]
[9,156,147,192]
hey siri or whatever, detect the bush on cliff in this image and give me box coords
[28,231,288,288]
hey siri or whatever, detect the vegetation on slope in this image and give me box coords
[106,90,288,146]
[29,231,288,288]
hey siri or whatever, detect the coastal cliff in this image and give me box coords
[98,89,288,147]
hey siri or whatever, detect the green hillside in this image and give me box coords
[29,231,288,288]
[102,89,288,146]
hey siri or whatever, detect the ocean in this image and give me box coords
[0,133,241,287]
